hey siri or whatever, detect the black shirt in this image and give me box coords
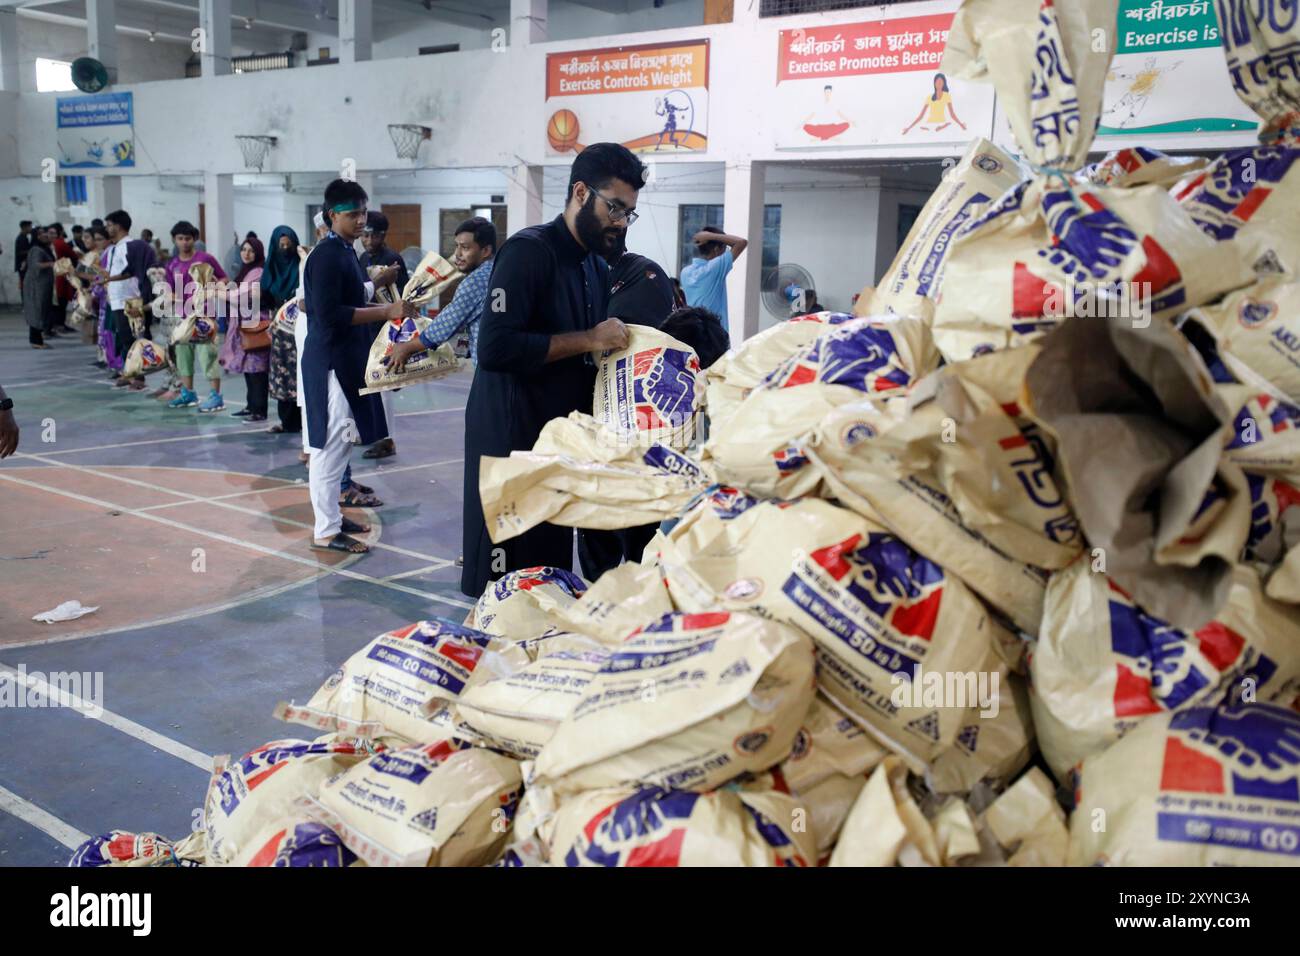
[608,252,680,328]
[15,233,31,273]
[461,214,609,595]
[359,246,409,299]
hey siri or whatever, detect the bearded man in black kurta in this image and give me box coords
[461,143,646,597]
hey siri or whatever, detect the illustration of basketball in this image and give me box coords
[547,109,581,152]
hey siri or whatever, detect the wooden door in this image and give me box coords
[380,204,422,253]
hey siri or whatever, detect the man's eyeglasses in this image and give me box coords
[592,189,639,226]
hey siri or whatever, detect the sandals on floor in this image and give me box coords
[340,516,371,535]
[339,483,384,508]
[310,532,369,554]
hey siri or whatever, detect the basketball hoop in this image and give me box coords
[235,134,277,172]
[388,124,431,161]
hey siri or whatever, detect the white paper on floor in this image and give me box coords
[32,600,100,623]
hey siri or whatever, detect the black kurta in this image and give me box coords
[461,215,609,597]
[301,234,387,450]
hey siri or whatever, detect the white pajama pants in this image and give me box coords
[379,389,398,446]
[308,371,358,540]
[295,313,311,453]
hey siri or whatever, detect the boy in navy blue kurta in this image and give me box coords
[302,180,415,553]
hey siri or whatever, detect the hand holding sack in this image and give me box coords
[170,263,220,344]
[931,0,1253,363]
[479,412,715,545]
[592,324,705,450]
[367,264,400,304]
[359,252,463,396]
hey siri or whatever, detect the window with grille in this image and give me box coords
[678,204,781,274]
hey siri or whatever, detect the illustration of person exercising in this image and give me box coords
[655,97,687,150]
[803,85,852,141]
[902,73,966,134]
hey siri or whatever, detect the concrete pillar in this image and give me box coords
[506,163,544,237]
[340,0,372,64]
[203,172,235,263]
[722,160,765,347]
[86,0,119,83]
[199,0,232,78]
[0,9,19,92]
[511,0,546,46]
[89,175,123,220]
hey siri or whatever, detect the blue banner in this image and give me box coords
[56,92,135,168]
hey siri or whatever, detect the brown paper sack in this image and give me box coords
[367,265,400,304]
[1080,148,1209,189]
[1069,702,1300,866]
[931,0,1253,362]
[703,315,939,500]
[273,298,299,334]
[480,412,714,544]
[1175,3,1300,278]
[358,316,458,395]
[1030,561,1300,783]
[592,325,705,450]
[1023,314,1251,628]
[401,251,463,307]
[873,137,1021,321]
[705,311,858,430]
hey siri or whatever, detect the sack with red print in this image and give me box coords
[593,324,705,450]
[1070,702,1300,866]
[465,566,589,640]
[548,785,817,867]
[1030,561,1300,782]
[932,0,1251,362]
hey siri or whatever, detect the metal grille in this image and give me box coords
[232,51,293,73]
[760,0,914,15]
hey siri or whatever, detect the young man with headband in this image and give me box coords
[301,180,417,554]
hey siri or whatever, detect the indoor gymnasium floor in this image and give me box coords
[0,310,476,865]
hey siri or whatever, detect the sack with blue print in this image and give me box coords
[931,0,1252,363]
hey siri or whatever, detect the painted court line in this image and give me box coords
[0,663,214,773]
[351,457,464,480]
[11,456,460,566]
[381,562,455,582]
[394,405,466,418]
[0,784,89,851]
[9,424,274,457]
[0,469,475,613]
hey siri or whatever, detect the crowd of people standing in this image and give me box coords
[7,146,734,599]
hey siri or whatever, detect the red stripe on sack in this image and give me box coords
[1232,186,1272,222]
[1160,737,1225,794]
[246,830,287,868]
[809,535,862,580]
[782,364,817,388]
[998,434,1029,450]
[1133,235,1181,295]
[625,828,687,867]
[1113,663,1163,717]
[1193,621,1245,671]
[890,587,942,642]
[1012,261,1059,318]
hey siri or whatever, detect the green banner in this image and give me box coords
[1116,0,1221,53]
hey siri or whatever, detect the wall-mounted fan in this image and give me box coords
[71,57,111,93]
[762,262,816,319]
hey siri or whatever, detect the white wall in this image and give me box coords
[15,17,193,91]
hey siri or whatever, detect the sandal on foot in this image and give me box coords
[363,440,396,460]
[341,516,371,535]
[339,485,383,508]
[310,532,369,554]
